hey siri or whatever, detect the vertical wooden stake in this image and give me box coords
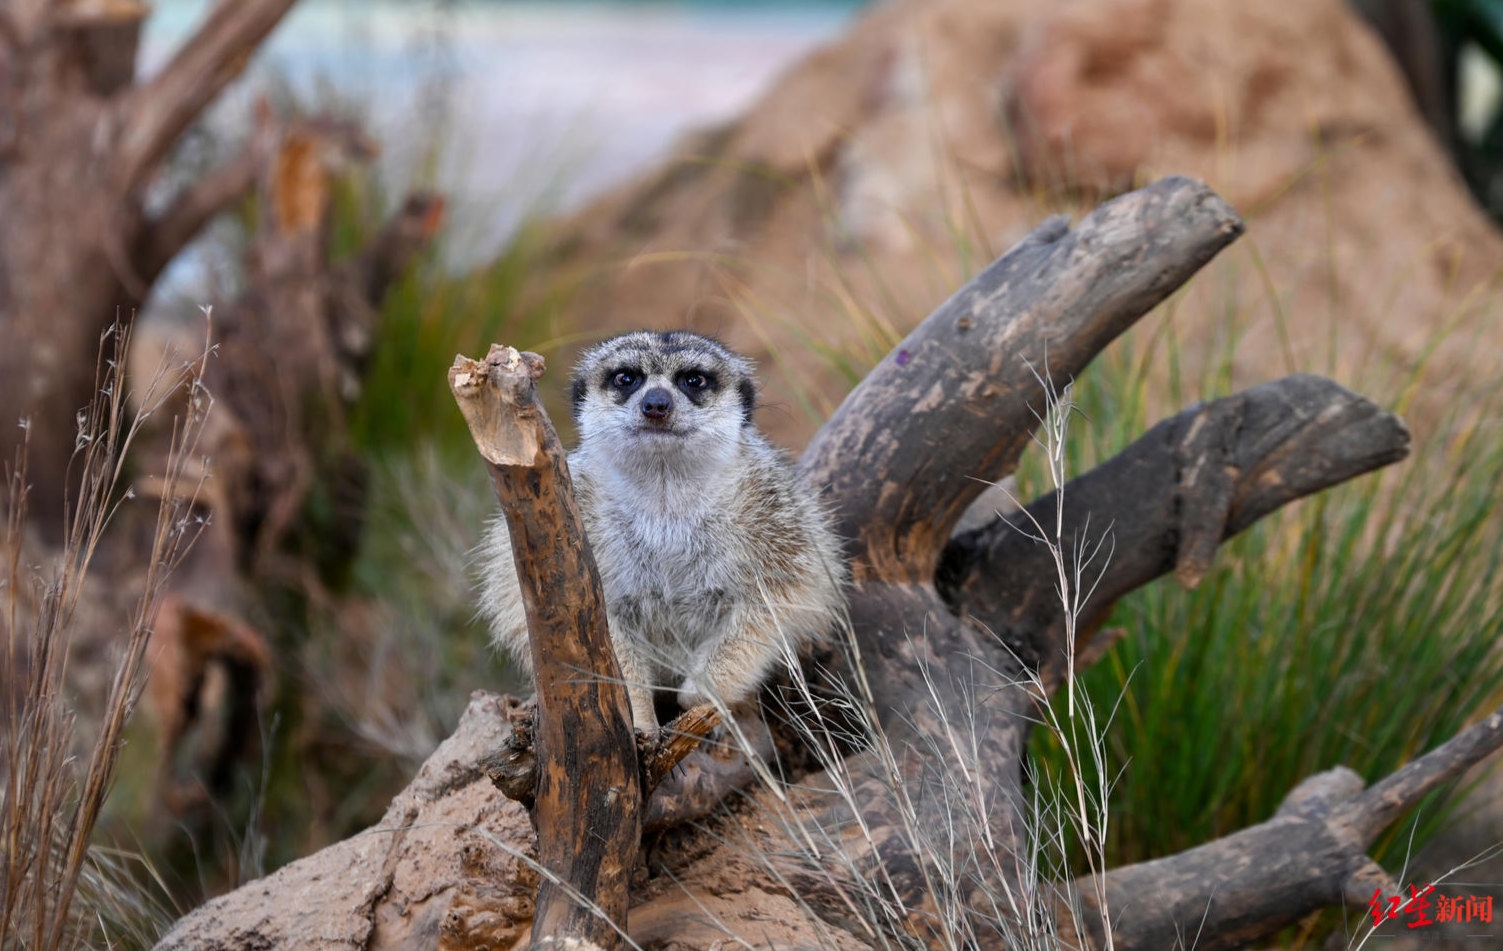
[450,345,641,949]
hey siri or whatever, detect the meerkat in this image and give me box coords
[475,330,847,731]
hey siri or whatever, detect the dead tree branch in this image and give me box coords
[800,175,1243,585]
[449,345,642,950]
[116,0,298,191]
[939,373,1412,685]
[1070,704,1503,951]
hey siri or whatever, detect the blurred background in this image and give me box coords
[3,0,1502,948]
[140,0,871,271]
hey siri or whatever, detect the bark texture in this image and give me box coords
[0,0,298,531]
[152,177,1495,951]
[450,346,642,949]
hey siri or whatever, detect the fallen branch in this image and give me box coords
[939,373,1412,684]
[1069,704,1503,951]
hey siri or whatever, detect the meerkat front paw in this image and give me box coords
[675,676,712,710]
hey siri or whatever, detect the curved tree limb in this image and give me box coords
[115,0,297,192]
[939,374,1411,684]
[799,175,1244,585]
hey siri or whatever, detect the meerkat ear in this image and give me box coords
[569,375,588,419]
[739,378,757,424]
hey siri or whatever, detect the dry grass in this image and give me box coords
[648,365,1126,951]
[1,318,214,950]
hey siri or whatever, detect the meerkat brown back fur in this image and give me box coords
[475,331,847,730]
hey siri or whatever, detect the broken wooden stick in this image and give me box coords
[450,344,640,949]
[480,701,725,813]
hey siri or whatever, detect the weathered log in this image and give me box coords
[939,372,1412,685]
[152,178,1463,951]
[1067,704,1503,951]
[449,345,641,950]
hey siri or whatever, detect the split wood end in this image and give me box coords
[449,345,549,467]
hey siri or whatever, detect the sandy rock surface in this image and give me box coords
[155,691,541,950]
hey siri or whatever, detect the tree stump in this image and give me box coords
[155,177,1503,951]
[0,0,297,531]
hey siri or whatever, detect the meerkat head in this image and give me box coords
[568,331,757,459]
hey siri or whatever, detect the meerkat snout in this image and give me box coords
[640,387,672,421]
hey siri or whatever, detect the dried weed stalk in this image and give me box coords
[1,315,215,950]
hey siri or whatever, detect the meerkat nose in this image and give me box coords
[640,388,673,421]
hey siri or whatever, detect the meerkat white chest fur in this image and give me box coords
[475,331,847,731]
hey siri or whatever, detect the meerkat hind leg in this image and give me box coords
[612,634,660,732]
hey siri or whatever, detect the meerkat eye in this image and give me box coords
[678,370,713,393]
[611,371,638,389]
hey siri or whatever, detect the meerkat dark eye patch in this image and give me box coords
[604,367,645,403]
[569,375,589,418]
[675,369,718,403]
[738,378,756,424]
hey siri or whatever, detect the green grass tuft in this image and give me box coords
[1024,322,1503,910]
